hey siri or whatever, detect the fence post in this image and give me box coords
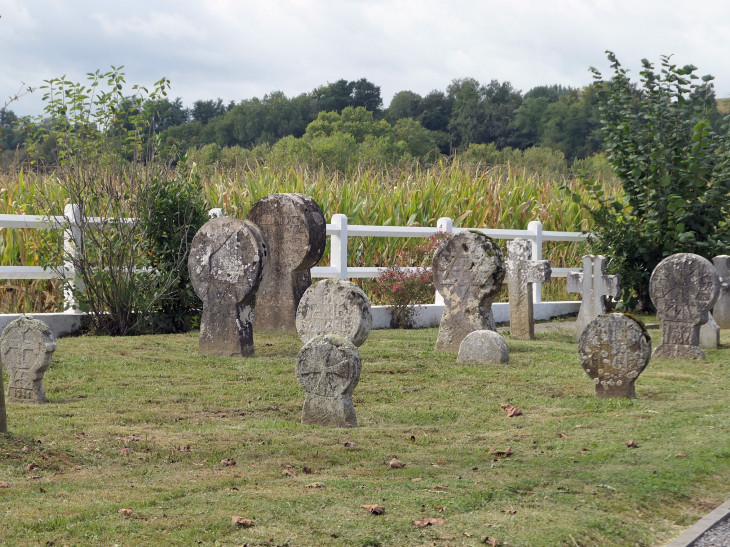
[63,203,83,314]
[330,214,349,280]
[527,220,543,304]
[434,217,454,305]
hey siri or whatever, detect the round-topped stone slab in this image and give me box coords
[578,313,651,398]
[457,330,509,364]
[247,194,326,332]
[296,278,372,347]
[188,216,268,357]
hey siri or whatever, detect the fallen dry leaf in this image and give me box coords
[119,447,133,456]
[115,435,140,443]
[485,524,501,528]
[499,403,523,417]
[175,445,191,452]
[361,504,385,515]
[231,516,254,527]
[0,482,9,488]
[437,506,446,513]
[558,433,568,439]
[439,536,456,541]
[39,487,46,493]
[221,458,236,467]
[501,509,516,514]
[676,453,688,458]
[305,482,324,488]
[488,447,513,457]
[118,508,133,517]
[582,447,590,452]
[26,463,39,472]
[464,532,472,537]
[482,536,499,546]
[411,477,422,482]
[413,517,444,528]
[434,485,449,490]
[389,458,406,469]
[437,459,446,464]
[343,441,357,448]
[625,440,639,448]
[302,466,313,474]
[21,446,29,453]
[282,469,297,478]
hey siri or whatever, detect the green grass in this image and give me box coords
[2,324,730,546]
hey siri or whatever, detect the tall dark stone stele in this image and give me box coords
[188,217,268,357]
[433,231,506,353]
[247,194,326,332]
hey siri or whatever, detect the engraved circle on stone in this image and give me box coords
[297,343,356,397]
[579,315,649,382]
[650,254,720,321]
[434,233,498,300]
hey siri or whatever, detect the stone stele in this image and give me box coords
[506,238,551,340]
[578,313,651,398]
[712,255,730,329]
[296,334,361,428]
[247,194,326,333]
[0,367,5,432]
[0,316,57,403]
[296,278,372,347]
[699,312,720,350]
[433,231,505,352]
[650,253,721,360]
[188,217,268,357]
[568,255,620,342]
[457,330,509,364]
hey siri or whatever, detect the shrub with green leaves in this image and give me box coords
[565,52,730,310]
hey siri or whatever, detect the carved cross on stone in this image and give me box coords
[247,194,326,333]
[568,255,620,342]
[506,238,551,340]
[188,217,268,357]
[650,253,721,360]
[0,316,56,403]
[712,255,730,329]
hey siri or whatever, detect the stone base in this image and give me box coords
[594,382,636,398]
[653,344,706,361]
[7,385,47,403]
[302,394,357,428]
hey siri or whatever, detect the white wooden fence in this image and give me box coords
[0,206,588,334]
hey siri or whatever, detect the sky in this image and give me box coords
[2,0,730,116]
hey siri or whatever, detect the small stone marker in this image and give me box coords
[506,238,551,340]
[578,313,651,398]
[650,253,721,360]
[457,330,509,364]
[296,279,372,347]
[712,255,730,328]
[296,334,361,428]
[0,316,57,403]
[188,216,268,357]
[433,231,505,352]
[700,312,720,350]
[247,194,326,332]
[568,255,620,342]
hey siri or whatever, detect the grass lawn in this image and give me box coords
[1,321,730,546]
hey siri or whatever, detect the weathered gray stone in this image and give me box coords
[296,279,372,347]
[700,312,720,350]
[578,313,651,398]
[457,330,509,364]
[296,334,361,428]
[506,238,551,340]
[0,368,5,432]
[568,255,620,342]
[433,231,505,352]
[247,194,326,333]
[650,253,721,360]
[188,217,268,357]
[0,316,56,403]
[712,255,730,328]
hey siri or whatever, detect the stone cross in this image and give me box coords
[457,330,509,364]
[432,231,505,352]
[247,194,326,333]
[0,316,57,403]
[296,279,373,347]
[296,334,361,428]
[506,238,551,340]
[568,255,620,342]
[188,217,268,357]
[578,313,651,398]
[712,255,730,329]
[650,253,721,360]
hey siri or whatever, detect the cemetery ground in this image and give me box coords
[1,324,730,546]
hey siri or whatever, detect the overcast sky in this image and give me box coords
[3,0,730,116]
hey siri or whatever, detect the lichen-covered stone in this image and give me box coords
[296,334,361,427]
[568,255,620,342]
[247,194,326,332]
[712,255,730,329]
[506,239,551,340]
[0,370,5,432]
[700,312,720,350]
[433,231,505,352]
[296,279,372,347]
[457,330,509,364]
[650,253,721,360]
[188,217,268,357]
[0,316,56,403]
[578,313,651,398]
